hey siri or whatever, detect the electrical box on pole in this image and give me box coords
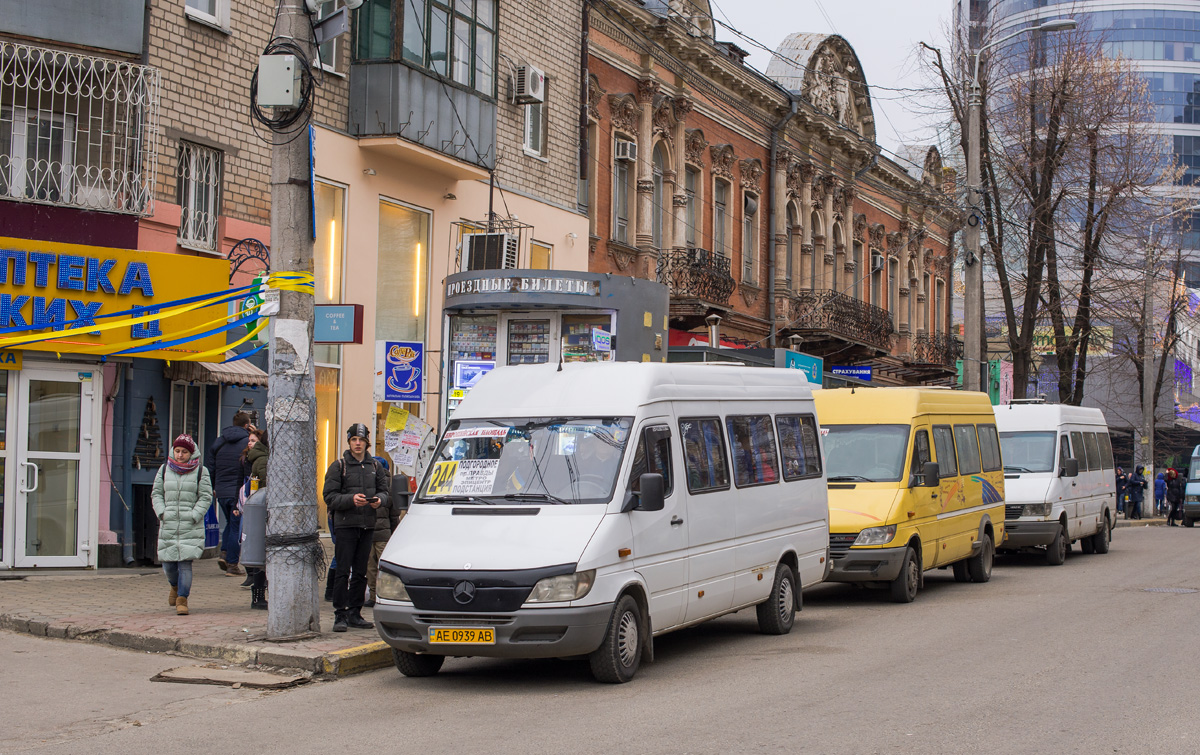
[258,55,301,108]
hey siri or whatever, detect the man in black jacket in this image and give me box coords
[206,411,251,577]
[322,423,391,632]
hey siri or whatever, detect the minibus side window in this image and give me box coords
[1083,432,1101,473]
[978,424,1002,472]
[630,425,674,496]
[910,429,931,484]
[1098,433,1115,469]
[775,414,822,481]
[932,426,958,478]
[679,417,731,493]
[954,425,982,475]
[726,415,780,487]
[1070,431,1087,470]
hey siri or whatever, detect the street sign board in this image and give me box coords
[314,304,363,344]
[831,365,872,381]
[782,351,823,384]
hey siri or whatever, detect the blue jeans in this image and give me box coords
[162,560,194,598]
[218,497,241,564]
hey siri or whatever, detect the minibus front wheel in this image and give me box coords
[589,594,643,684]
[889,547,920,604]
[967,531,994,582]
[392,649,445,677]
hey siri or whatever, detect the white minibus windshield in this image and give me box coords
[417,417,633,505]
[999,431,1056,473]
[823,424,909,482]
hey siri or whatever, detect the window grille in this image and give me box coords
[177,141,222,251]
[0,40,160,215]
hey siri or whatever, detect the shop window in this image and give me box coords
[679,417,730,493]
[685,166,699,248]
[177,141,222,252]
[403,0,496,96]
[530,240,552,269]
[315,354,341,531]
[315,180,346,304]
[524,95,548,157]
[507,319,550,365]
[561,314,613,363]
[317,1,345,72]
[376,198,431,342]
[447,314,497,415]
[613,138,632,244]
[953,425,981,476]
[932,425,957,477]
[169,382,204,448]
[978,424,1002,473]
[0,107,76,203]
[630,425,673,496]
[775,414,822,481]
[726,415,779,487]
[742,192,758,284]
[185,0,229,29]
[356,0,393,60]
[714,178,730,258]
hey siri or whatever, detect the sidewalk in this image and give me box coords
[1114,514,1171,528]
[0,559,393,677]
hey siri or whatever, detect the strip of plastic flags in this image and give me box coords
[0,272,314,363]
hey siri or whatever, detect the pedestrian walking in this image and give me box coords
[153,434,213,616]
[365,456,403,608]
[241,428,270,609]
[322,423,391,632]
[1115,467,1126,515]
[206,411,252,577]
[1166,467,1185,526]
[1127,466,1146,520]
[1155,472,1167,516]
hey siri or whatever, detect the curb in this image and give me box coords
[0,613,389,677]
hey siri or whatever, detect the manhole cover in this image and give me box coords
[1143,587,1198,594]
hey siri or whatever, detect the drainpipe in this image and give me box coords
[120,363,136,565]
[768,95,799,349]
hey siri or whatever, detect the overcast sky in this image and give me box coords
[712,0,954,165]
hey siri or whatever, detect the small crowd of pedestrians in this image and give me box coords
[1114,464,1187,524]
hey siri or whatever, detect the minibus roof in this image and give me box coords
[993,403,1109,432]
[813,387,995,422]
[453,362,815,419]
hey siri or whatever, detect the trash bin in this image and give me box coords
[240,489,268,568]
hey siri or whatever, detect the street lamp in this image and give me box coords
[1140,203,1200,478]
[962,17,1077,394]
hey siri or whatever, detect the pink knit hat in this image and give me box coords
[172,434,197,454]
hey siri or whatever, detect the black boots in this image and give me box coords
[332,611,348,632]
[250,570,268,610]
[346,609,374,630]
[324,567,335,601]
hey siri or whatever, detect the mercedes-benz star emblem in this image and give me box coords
[453,580,477,604]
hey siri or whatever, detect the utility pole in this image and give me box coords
[265,2,320,638]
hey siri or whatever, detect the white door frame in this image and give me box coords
[8,364,99,568]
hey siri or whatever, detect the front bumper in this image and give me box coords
[374,601,613,659]
[1182,503,1200,518]
[826,544,908,582]
[1001,519,1061,548]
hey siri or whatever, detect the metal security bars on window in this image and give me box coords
[177,141,222,251]
[0,40,160,216]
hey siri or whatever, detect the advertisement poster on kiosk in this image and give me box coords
[375,340,424,402]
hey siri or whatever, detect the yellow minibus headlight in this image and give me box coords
[853,525,897,546]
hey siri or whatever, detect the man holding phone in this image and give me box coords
[322,423,392,632]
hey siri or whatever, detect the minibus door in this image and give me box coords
[628,420,688,631]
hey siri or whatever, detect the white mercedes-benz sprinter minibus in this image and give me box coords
[373,362,830,683]
[994,402,1116,563]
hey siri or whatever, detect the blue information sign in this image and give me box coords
[831,365,872,381]
[314,304,363,344]
[783,351,823,384]
[383,341,424,401]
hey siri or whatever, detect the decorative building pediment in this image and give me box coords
[653,95,676,140]
[869,223,886,247]
[711,144,736,180]
[608,93,638,135]
[853,213,868,241]
[740,158,764,191]
[685,129,708,166]
[588,74,606,122]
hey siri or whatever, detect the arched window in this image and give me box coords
[831,223,844,294]
[809,210,823,290]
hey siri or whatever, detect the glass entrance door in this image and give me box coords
[12,367,93,568]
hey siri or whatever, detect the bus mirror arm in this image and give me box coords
[921,462,940,488]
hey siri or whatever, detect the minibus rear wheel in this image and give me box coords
[756,563,796,635]
[589,594,643,684]
[1092,515,1111,553]
[889,547,920,603]
[967,532,994,582]
[392,649,445,677]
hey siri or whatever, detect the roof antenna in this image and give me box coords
[557,350,563,372]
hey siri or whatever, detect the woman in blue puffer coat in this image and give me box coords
[153,434,214,615]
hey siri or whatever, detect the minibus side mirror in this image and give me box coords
[921,462,940,487]
[636,473,665,512]
[1060,458,1079,478]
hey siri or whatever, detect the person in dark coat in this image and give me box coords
[239,428,270,608]
[1166,467,1186,526]
[206,411,252,576]
[1127,466,1146,520]
[1115,467,1126,514]
[322,423,391,632]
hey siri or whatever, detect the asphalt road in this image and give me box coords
[5,524,1198,754]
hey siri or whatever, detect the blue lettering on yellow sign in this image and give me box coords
[0,294,29,327]
[58,255,87,291]
[118,262,153,296]
[68,300,102,328]
[87,257,116,294]
[29,252,55,287]
[0,250,27,285]
[131,307,162,339]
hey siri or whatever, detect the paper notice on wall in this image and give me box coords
[386,405,410,433]
[383,428,403,453]
[392,443,416,468]
[450,459,500,495]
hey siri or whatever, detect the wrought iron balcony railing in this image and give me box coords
[788,290,894,351]
[911,332,963,367]
[0,40,160,216]
[657,248,736,305]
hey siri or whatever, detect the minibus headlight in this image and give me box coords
[525,570,596,603]
[853,525,897,546]
[376,571,411,602]
[1022,503,1052,517]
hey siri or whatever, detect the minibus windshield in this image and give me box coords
[823,424,909,482]
[998,431,1056,473]
[417,417,633,504]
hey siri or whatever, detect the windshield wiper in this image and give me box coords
[1003,465,1033,473]
[503,492,571,505]
[828,475,872,482]
[427,495,494,505]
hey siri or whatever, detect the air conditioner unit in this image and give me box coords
[614,139,637,163]
[464,232,520,271]
[514,65,546,104]
[871,252,885,272]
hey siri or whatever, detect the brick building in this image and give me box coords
[585,0,961,385]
